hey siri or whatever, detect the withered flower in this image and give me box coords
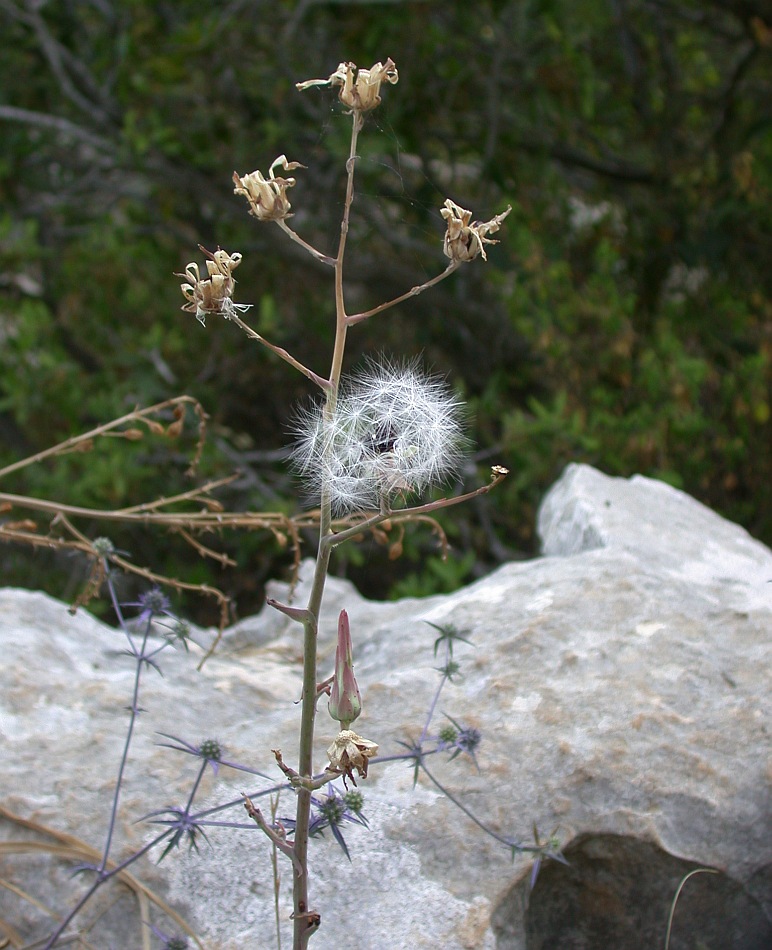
[441,199,512,263]
[177,246,250,325]
[233,155,306,221]
[297,59,398,113]
[327,729,378,786]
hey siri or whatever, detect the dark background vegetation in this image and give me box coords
[1,0,770,623]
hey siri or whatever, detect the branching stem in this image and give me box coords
[346,262,460,325]
[224,311,330,390]
[322,468,509,550]
[289,108,364,950]
[276,219,336,267]
[243,795,304,877]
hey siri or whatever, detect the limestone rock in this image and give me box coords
[1,464,770,949]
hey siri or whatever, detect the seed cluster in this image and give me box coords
[291,361,468,515]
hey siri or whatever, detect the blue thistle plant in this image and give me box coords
[279,785,369,861]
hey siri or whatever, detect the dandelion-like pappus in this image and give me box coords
[291,360,468,515]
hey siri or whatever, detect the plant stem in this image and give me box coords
[291,110,362,950]
[0,396,203,480]
[270,796,283,950]
[42,830,177,949]
[223,311,330,390]
[99,598,152,873]
[419,762,521,850]
[345,262,460,325]
[276,219,336,267]
[43,582,167,949]
[323,467,509,549]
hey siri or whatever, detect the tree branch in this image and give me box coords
[0,104,115,154]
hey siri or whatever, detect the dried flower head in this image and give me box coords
[291,360,468,515]
[233,155,306,221]
[297,59,398,112]
[441,199,512,262]
[327,729,378,786]
[177,246,251,325]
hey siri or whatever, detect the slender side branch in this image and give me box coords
[276,219,336,267]
[116,475,237,514]
[243,795,304,877]
[302,770,340,791]
[273,748,336,791]
[419,761,522,850]
[323,467,509,549]
[176,529,236,567]
[346,262,460,325]
[266,599,313,625]
[223,312,331,390]
[0,490,295,531]
[0,396,206,480]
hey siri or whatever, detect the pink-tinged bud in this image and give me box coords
[328,609,362,728]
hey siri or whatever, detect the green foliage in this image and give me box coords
[1,0,770,618]
[390,550,477,601]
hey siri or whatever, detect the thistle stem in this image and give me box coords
[99,602,153,873]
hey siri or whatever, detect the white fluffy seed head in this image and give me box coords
[290,360,469,515]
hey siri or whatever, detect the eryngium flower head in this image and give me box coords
[291,361,468,515]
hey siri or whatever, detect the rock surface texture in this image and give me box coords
[2,464,770,949]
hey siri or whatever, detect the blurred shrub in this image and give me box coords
[1,0,769,620]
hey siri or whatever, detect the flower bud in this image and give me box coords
[441,199,512,263]
[297,59,398,113]
[328,609,362,728]
[233,155,306,221]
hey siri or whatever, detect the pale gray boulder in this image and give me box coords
[1,463,770,949]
